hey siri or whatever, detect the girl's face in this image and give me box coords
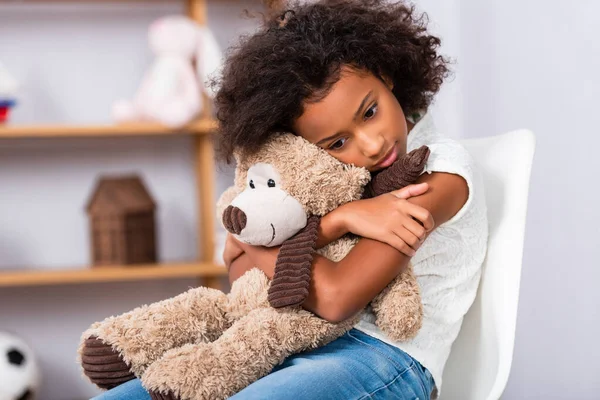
[293,66,411,172]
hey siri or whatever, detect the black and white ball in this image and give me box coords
[0,332,39,400]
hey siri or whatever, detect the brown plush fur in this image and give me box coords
[78,287,231,376]
[78,133,422,400]
[142,268,357,400]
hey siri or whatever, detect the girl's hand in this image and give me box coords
[339,183,434,257]
[223,233,245,271]
[228,235,279,280]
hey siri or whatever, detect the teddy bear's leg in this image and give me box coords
[141,307,360,400]
[79,285,231,390]
[223,267,271,318]
[370,264,424,341]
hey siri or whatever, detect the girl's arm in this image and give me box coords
[238,171,468,322]
[225,183,430,283]
[315,182,430,249]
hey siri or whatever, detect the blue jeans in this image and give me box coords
[91,328,435,400]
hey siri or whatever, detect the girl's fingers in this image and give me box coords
[395,226,421,252]
[386,233,416,257]
[403,202,435,231]
[390,183,429,200]
[402,218,427,242]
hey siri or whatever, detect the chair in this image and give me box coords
[439,130,536,400]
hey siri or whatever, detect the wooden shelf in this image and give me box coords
[0,262,227,287]
[0,119,219,139]
[0,1,226,291]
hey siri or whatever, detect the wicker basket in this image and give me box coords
[86,175,157,266]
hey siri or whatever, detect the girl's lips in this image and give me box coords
[375,145,398,169]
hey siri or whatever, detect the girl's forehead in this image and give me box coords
[294,68,385,134]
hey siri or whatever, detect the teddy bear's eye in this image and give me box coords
[249,180,255,189]
[268,179,276,188]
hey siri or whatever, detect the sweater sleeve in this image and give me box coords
[420,138,478,227]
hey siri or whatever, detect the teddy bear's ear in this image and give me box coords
[231,149,252,190]
[344,165,371,190]
[232,149,242,165]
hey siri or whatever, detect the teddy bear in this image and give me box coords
[112,15,222,128]
[78,133,429,400]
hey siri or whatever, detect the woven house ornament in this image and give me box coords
[86,175,157,266]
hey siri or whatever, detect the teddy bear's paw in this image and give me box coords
[149,391,179,400]
[371,269,424,341]
[142,343,235,400]
[226,268,270,318]
[80,336,135,389]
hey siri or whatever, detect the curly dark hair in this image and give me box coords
[212,0,451,162]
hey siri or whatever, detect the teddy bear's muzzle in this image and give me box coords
[223,205,247,234]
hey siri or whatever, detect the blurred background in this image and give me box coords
[0,0,597,399]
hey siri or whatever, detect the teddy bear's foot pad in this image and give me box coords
[149,391,179,400]
[81,336,135,389]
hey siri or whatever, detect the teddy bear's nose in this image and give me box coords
[223,205,247,235]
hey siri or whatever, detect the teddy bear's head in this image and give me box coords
[221,133,371,247]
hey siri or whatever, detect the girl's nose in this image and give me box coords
[357,130,385,158]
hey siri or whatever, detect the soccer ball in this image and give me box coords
[0,332,39,400]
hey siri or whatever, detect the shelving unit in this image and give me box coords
[0,0,228,289]
[0,119,218,139]
[0,262,225,287]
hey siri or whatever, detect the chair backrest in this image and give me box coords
[440,130,536,400]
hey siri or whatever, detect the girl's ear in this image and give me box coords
[377,71,394,90]
[196,25,223,99]
[383,75,394,90]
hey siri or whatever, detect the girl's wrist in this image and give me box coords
[330,204,351,235]
[318,204,350,247]
[336,201,357,233]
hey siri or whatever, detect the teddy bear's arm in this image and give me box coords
[365,145,430,197]
[369,265,423,341]
[267,215,321,308]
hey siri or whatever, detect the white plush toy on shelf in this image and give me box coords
[112,15,223,128]
[0,332,40,400]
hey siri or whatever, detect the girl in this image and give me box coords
[93,1,487,399]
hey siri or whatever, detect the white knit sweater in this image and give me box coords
[355,113,489,398]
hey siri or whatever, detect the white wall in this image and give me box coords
[422,0,600,397]
[0,2,258,399]
[1,0,598,399]
[427,0,600,398]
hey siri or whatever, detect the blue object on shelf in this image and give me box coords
[0,99,16,108]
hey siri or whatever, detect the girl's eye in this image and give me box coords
[329,137,347,151]
[249,180,255,189]
[268,179,276,188]
[364,103,378,120]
